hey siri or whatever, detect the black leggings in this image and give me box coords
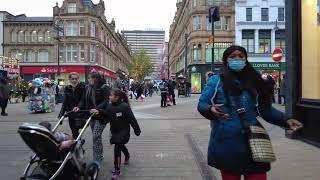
[0,99,8,113]
[114,144,130,170]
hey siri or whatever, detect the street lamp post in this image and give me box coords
[273,18,282,104]
[209,6,220,73]
[54,17,64,77]
[184,33,188,77]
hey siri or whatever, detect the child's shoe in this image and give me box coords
[111,170,120,180]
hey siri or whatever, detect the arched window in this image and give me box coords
[18,30,24,42]
[31,30,37,42]
[38,31,44,42]
[44,30,51,42]
[11,30,17,42]
[24,31,30,42]
[38,50,49,62]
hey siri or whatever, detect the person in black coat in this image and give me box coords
[73,72,111,163]
[90,88,141,179]
[168,79,176,105]
[58,72,85,139]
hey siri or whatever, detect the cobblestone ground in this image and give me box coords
[0,94,319,179]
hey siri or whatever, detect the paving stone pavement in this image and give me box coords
[0,95,319,180]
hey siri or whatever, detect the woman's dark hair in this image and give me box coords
[221,45,271,109]
[89,72,105,87]
[111,88,130,106]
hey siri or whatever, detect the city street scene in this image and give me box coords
[0,0,320,180]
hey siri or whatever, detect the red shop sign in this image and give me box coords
[89,66,117,78]
[21,66,86,74]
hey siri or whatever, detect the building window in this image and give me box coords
[24,50,30,62]
[79,44,85,62]
[278,7,285,21]
[18,30,24,43]
[101,29,104,42]
[207,16,212,31]
[79,21,85,35]
[242,30,255,53]
[31,30,37,42]
[208,0,214,6]
[38,50,49,62]
[193,44,202,62]
[90,45,95,62]
[66,44,78,62]
[67,3,77,13]
[91,22,96,37]
[261,8,269,21]
[224,16,230,30]
[214,20,222,30]
[222,0,228,6]
[214,43,232,62]
[66,21,79,36]
[192,0,197,8]
[246,8,252,21]
[259,30,271,53]
[214,0,221,5]
[59,45,65,61]
[44,30,51,42]
[38,31,44,42]
[205,43,212,63]
[11,31,16,42]
[193,16,201,31]
[275,30,286,53]
[25,31,30,42]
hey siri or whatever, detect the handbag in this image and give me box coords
[236,96,276,163]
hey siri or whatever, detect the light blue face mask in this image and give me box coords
[228,59,246,72]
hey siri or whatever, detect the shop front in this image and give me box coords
[186,63,223,94]
[287,0,320,146]
[20,65,117,84]
[250,62,286,84]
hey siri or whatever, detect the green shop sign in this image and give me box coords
[250,62,286,70]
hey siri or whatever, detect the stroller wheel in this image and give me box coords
[84,162,99,180]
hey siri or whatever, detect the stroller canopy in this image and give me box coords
[18,123,62,160]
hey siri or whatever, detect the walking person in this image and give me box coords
[265,75,276,103]
[90,88,141,180]
[198,45,303,180]
[73,72,111,164]
[58,72,85,139]
[168,79,176,105]
[280,74,287,106]
[0,78,9,116]
[159,78,168,108]
[135,82,143,101]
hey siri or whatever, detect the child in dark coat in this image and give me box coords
[90,88,141,180]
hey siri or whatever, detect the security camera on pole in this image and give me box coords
[208,6,220,73]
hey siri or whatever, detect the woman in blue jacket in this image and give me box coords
[198,45,303,180]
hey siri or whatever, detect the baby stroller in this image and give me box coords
[18,111,100,180]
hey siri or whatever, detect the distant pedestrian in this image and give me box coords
[0,78,9,116]
[135,82,144,101]
[265,75,276,103]
[159,78,169,108]
[168,79,176,105]
[186,81,192,97]
[280,74,287,106]
[90,88,141,180]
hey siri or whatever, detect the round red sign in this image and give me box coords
[272,49,283,62]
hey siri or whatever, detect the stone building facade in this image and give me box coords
[2,0,131,83]
[169,0,235,93]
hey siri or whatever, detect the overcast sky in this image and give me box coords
[1,0,177,41]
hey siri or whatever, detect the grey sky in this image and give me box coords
[1,0,177,40]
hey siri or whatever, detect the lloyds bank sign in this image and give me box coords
[250,62,286,70]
